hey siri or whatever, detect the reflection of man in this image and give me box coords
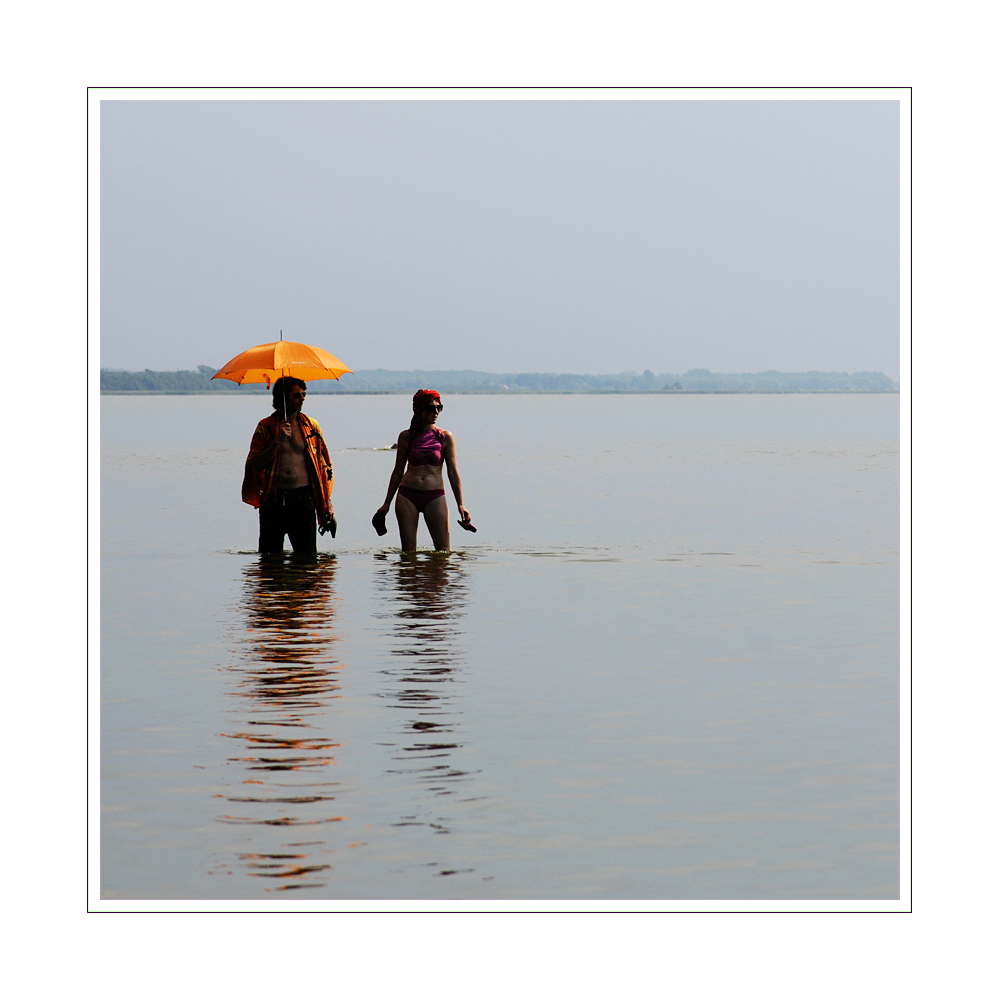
[242,377,336,553]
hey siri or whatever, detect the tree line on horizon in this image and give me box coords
[100,365,899,394]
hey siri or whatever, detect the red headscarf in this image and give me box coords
[412,389,441,411]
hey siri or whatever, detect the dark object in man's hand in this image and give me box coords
[319,515,337,538]
[372,510,388,536]
[457,518,477,533]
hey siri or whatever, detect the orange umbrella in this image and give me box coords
[213,334,352,387]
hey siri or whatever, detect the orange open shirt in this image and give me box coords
[242,412,334,519]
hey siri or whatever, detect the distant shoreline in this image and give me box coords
[100,366,900,395]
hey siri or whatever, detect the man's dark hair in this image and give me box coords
[272,377,307,410]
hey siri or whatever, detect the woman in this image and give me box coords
[373,389,473,552]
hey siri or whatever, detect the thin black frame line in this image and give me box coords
[88,85,910,93]
[88,87,910,914]
[86,86,91,915]
[908,87,913,913]
[89,906,908,915]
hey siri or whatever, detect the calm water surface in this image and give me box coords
[101,393,899,899]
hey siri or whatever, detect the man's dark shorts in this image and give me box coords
[259,486,316,554]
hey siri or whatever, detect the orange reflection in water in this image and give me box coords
[217,553,345,892]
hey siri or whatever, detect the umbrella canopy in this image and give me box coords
[213,339,352,386]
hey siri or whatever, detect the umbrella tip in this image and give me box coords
[279,329,283,341]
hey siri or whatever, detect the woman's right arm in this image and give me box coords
[376,431,409,511]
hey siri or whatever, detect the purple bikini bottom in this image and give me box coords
[398,486,446,513]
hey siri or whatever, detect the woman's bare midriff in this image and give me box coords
[400,463,445,490]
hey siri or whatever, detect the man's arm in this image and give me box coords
[251,420,291,472]
[309,421,336,527]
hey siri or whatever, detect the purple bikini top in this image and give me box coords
[408,427,444,466]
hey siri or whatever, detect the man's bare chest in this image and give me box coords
[281,426,307,454]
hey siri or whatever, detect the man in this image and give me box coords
[242,377,336,553]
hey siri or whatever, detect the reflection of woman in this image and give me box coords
[374,390,471,552]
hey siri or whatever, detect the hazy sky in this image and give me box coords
[101,99,899,377]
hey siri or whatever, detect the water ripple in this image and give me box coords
[216,554,345,892]
[374,553,480,836]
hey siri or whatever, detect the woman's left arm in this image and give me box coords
[442,431,471,524]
